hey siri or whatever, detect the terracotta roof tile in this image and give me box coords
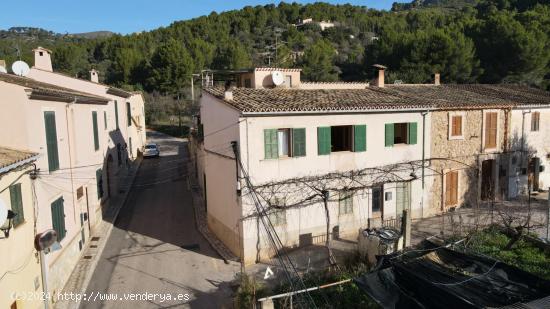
[204,84,550,113]
[204,87,432,113]
[0,147,38,172]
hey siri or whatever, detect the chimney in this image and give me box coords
[90,69,99,83]
[224,90,233,101]
[434,73,441,86]
[224,80,235,100]
[372,64,387,88]
[33,47,53,72]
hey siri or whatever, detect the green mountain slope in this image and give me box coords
[1,0,549,93]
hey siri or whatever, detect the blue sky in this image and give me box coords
[0,0,398,34]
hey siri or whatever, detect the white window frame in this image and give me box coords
[448,111,465,140]
[339,191,354,216]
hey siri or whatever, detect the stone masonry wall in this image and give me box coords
[427,110,507,214]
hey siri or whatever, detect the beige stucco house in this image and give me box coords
[194,67,550,265]
[0,45,147,301]
[196,68,433,264]
[0,72,115,302]
[0,148,42,309]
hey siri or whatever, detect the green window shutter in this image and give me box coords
[353,125,367,152]
[44,111,60,171]
[51,197,66,241]
[104,111,107,130]
[115,100,119,130]
[264,129,278,159]
[384,123,394,147]
[92,111,99,151]
[9,184,24,227]
[292,128,306,157]
[126,102,132,127]
[408,122,418,145]
[96,169,103,199]
[317,127,331,155]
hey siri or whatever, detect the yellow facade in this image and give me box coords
[0,165,44,309]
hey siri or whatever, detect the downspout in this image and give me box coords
[66,100,77,223]
[31,165,50,309]
[521,110,531,192]
[421,110,428,218]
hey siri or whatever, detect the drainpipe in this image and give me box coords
[421,110,428,218]
[66,100,77,223]
[30,166,50,309]
[39,250,50,309]
[521,110,531,192]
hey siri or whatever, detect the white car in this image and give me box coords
[143,143,160,158]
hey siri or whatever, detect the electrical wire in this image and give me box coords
[430,261,500,286]
[232,144,320,309]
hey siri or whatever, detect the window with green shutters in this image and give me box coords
[51,197,66,241]
[408,122,418,145]
[353,125,367,152]
[385,123,395,147]
[9,183,24,227]
[114,100,119,130]
[292,128,306,157]
[385,122,418,146]
[96,169,103,199]
[92,111,99,151]
[44,111,60,171]
[126,102,132,127]
[317,127,331,155]
[264,129,278,159]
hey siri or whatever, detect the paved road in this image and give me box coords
[81,131,239,309]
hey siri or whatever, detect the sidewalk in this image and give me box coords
[54,158,142,309]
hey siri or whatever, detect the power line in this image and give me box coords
[231,142,320,309]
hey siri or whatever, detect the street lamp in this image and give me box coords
[1,210,17,238]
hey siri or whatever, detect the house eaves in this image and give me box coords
[107,87,133,98]
[0,148,40,175]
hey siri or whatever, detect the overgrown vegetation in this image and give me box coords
[234,273,268,309]
[463,227,550,279]
[2,0,550,95]
[234,253,377,309]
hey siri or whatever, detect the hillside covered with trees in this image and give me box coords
[1,0,550,96]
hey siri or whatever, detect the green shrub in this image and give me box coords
[464,228,550,279]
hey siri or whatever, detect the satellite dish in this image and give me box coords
[271,71,284,86]
[34,229,58,251]
[12,61,30,77]
[0,198,7,228]
[0,66,7,74]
